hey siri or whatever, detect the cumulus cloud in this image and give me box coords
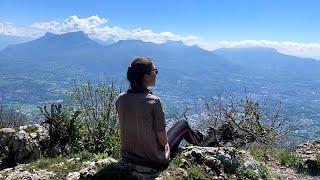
[1,15,320,59]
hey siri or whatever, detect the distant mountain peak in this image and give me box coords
[164,40,185,47]
[60,31,88,39]
[214,46,278,54]
[42,31,88,39]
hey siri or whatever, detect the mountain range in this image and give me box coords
[0,31,320,139]
[0,35,32,50]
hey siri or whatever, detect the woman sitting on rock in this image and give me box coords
[115,56,203,169]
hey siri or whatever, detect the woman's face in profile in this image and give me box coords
[144,64,158,87]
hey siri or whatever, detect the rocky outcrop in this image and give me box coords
[66,146,268,179]
[0,164,55,180]
[66,158,117,180]
[0,124,50,170]
[296,140,320,175]
[158,146,268,179]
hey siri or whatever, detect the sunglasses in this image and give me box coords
[152,68,159,74]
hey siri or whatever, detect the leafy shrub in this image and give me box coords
[38,81,121,159]
[68,81,120,158]
[38,104,82,156]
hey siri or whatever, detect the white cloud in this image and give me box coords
[0,22,29,37]
[191,40,320,59]
[1,15,320,59]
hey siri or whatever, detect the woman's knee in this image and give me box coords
[177,119,190,128]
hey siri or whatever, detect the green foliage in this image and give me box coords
[37,81,121,159]
[38,104,82,155]
[24,125,38,134]
[316,154,320,169]
[0,101,27,128]
[68,81,120,158]
[276,150,304,169]
[247,146,265,162]
[188,166,208,179]
[259,164,270,179]
[94,151,110,160]
[24,156,86,179]
[75,150,95,161]
[170,155,183,168]
[239,167,259,180]
[246,145,274,162]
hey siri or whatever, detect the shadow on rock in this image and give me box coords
[95,160,163,180]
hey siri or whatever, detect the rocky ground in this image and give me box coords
[1,124,320,179]
[0,146,269,179]
[266,162,318,180]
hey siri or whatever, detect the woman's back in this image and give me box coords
[116,91,169,167]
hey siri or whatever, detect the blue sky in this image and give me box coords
[1,0,320,59]
[1,0,320,42]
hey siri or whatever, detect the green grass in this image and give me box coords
[259,163,270,179]
[24,152,95,179]
[247,146,267,162]
[276,150,304,169]
[247,145,305,173]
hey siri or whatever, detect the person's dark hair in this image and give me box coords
[127,56,154,93]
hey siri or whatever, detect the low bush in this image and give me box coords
[38,81,121,158]
[276,150,304,170]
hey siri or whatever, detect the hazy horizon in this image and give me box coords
[1,0,320,59]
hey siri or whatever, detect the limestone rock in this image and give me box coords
[296,140,320,175]
[67,158,117,180]
[0,164,56,180]
[0,124,50,170]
